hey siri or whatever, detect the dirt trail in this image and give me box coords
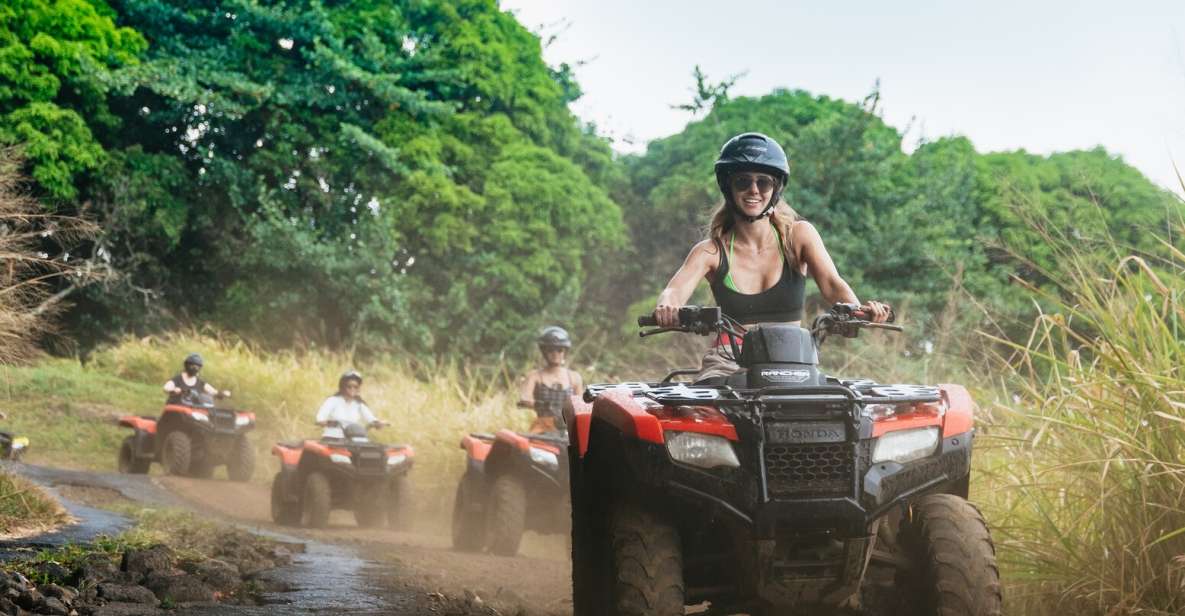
[157,476,574,615]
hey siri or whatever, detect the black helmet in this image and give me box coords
[338,370,363,392]
[537,326,572,350]
[714,132,789,222]
[183,353,203,375]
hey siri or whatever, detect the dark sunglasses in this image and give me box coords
[730,174,777,193]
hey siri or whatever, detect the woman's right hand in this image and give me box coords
[655,302,682,328]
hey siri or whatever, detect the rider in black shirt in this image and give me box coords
[162,353,231,404]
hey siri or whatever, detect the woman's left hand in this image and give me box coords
[862,301,892,323]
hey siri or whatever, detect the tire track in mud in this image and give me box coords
[155,475,575,616]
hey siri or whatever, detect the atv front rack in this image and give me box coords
[583,380,941,405]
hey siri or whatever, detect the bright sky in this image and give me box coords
[501,0,1185,195]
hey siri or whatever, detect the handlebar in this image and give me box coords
[638,303,901,345]
[637,306,727,336]
[319,419,387,428]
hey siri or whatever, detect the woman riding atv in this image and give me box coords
[518,326,584,434]
[162,353,231,403]
[654,132,890,380]
[316,370,388,439]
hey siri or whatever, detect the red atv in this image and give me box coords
[270,421,415,529]
[452,429,568,556]
[568,305,1001,616]
[117,389,256,480]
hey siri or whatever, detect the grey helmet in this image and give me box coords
[183,353,203,376]
[714,132,790,222]
[537,326,572,351]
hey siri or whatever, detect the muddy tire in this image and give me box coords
[301,472,332,528]
[451,474,485,551]
[895,494,1003,616]
[227,435,255,482]
[486,474,527,556]
[605,503,684,616]
[354,481,388,528]
[118,437,150,474]
[161,431,192,476]
[271,472,300,526]
[386,475,412,530]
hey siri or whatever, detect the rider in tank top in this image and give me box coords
[651,132,891,378]
[518,326,584,434]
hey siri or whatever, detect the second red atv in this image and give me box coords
[270,421,415,529]
[568,305,1002,616]
[452,429,569,556]
[117,389,256,480]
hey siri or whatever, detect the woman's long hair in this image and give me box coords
[706,199,800,269]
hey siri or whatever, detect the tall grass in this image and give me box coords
[1,332,535,520]
[982,230,1185,615]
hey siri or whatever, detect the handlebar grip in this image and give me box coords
[638,314,659,327]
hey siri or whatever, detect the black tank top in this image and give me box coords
[709,238,806,324]
[168,374,207,404]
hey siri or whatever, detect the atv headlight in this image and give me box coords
[235,415,252,427]
[191,411,210,422]
[330,453,352,465]
[873,427,940,464]
[386,454,407,467]
[12,437,27,449]
[666,432,739,469]
[529,448,559,470]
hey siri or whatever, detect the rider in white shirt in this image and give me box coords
[315,370,386,439]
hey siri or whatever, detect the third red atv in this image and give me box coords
[452,429,568,556]
[270,421,415,529]
[117,389,256,480]
[568,305,1001,616]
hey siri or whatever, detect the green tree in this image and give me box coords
[67,0,623,356]
[0,0,145,200]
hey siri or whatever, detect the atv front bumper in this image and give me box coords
[654,433,972,606]
[663,433,972,534]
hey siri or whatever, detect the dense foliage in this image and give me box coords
[3,0,623,355]
[0,0,1177,358]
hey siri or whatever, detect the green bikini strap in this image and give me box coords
[724,222,781,292]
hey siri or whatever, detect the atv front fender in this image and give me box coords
[939,384,974,437]
[567,395,593,456]
[573,388,663,459]
[272,443,302,468]
[118,415,157,434]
